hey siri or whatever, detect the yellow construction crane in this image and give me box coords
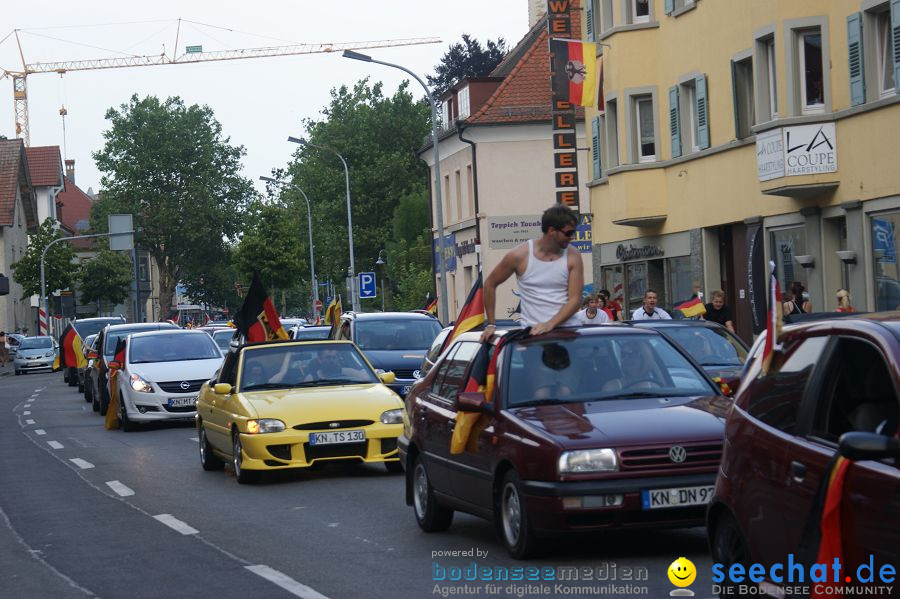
[1,21,440,146]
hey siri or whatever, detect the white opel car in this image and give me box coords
[115,329,223,431]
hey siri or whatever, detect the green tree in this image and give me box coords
[10,218,76,299]
[283,79,430,298]
[78,247,132,307]
[233,198,307,294]
[428,34,508,98]
[92,94,255,312]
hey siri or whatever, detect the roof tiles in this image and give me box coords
[25,146,63,187]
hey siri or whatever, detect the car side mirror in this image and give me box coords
[214,383,233,395]
[838,432,900,460]
[458,391,490,413]
[87,350,99,360]
[379,371,396,384]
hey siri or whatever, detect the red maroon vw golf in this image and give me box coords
[398,326,731,558]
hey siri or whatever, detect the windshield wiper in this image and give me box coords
[306,378,363,386]
[241,383,291,391]
[595,391,671,400]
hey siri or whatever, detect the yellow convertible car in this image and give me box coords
[195,340,404,484]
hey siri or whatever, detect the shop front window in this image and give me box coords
[601,265,625,307]
[626,262,648,311]
[872,213,900,311]
[770,227,808,299]
[667,256,695,306]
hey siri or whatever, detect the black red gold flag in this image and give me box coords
[233,271,289,343]
[550,38,598,107]
[442,274,484,353]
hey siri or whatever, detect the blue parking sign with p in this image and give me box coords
[359,272,376,298]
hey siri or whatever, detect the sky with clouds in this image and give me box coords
[1,1,529,194]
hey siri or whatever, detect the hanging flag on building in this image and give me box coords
[442,274,485,352]
[233,271,289,343]
[761,261,783,375]
[674,296,707,318]
[550,38,598,107]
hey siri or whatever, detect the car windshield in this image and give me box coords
[240,344,378,391]
[293,327,332,340]
[506,334,716,407]
[129,333,220,363]
[72,318,124,339]
[662,327,747,366]
[355,319,441,350]
[212,329,235,350]
[20,337,53,350]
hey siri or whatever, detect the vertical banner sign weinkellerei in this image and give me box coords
[547,0,580,213]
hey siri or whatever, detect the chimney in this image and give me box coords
[65,159,75,183]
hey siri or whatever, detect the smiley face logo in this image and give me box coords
[668,557,697,588]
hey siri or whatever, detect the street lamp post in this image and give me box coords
[287,136,359,312]
[375,249,386,312]
[259,176,319,322]
[342,49,449,321]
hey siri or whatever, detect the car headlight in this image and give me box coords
[246,419,285,434]
[44,350,55,357]
[558,449,618,474]
[129,373,154,393]
[380,409,403,424]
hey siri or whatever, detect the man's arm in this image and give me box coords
[480,246,523,342]
[531,248,584,335]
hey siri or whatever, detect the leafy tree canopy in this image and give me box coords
[10,218,76,299]
[78,247,132,306]
[427,34,508,98]
[234,198,307,293]
[91,94,255,313]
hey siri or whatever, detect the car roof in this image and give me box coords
[105,322,178,332]
[74,316,126,322]
[344,311,439,321]
[128,329,212,339]
[452,324,661,345]
[240,339,355,351]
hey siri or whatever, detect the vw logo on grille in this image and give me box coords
[413,370,422,379]
[668,446,687,463]
[179,381,191,391]
[329,422,341,428]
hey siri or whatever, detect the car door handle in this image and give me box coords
[790,461,806,483]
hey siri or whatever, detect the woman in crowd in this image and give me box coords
[783,281,812,316]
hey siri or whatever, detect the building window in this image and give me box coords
[770,226,808,301]
[599,0,614,32]
[755,34,778,122]
[457,86,471,119]
[455,170,462,221]
[606,98,620,168]
[466,165,475,217]
[633,95,656,163]
[666,0,695,14]
[631,0,650,23]
[875,8,896,98]
[798,29,825,113]
[732,56,755,139]
[674,76,709,154]
[872,212,900,311]
[440,101,450,129]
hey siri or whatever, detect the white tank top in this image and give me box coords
[518,240,579,327]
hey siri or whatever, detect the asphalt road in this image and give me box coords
[1,370,719,599]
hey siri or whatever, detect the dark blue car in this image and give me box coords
[333,312,442,397]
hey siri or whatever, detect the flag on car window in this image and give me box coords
[233,271,289,343]
[761,261,783,375]
[56,322,85,371]
[550,38,599,107]
[422,292,438,315]
[674,296,706,318]
[105,336,127,430]
[442,274,484,352]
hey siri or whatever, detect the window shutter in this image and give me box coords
[665,0,675,15]
[892,0,900,93]
[847,13,866,106]
[586,0,595,42]
[591,116,603,179]
[696,74,710,150]
[669,86,681,158]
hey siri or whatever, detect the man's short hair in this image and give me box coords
[644,288,658,298]
[710,289,726,300]
[541,204,578,233]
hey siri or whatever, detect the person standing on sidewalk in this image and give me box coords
[0,331,8,368]
[481,204,584,341]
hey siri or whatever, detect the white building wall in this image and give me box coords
[0,192,35,333]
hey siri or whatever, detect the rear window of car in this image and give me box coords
[292,327,332,341]
[212,329,236,350]
[355,319,441,350]
[505,334,716,407]
[104,325,175,356]
[129,333,221,363]
[662,327,747,366]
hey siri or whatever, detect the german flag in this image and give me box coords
[550,38,598,107]
[422,292,438,315]
[105,336,127,430]
[233,271,289,343]
[675,296,707,318]
[442,274,484,352]
[761,261,783,375]
[55,322,85,372]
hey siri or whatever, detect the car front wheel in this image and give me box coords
[711,512,750,597]
[199,425,224,471]
[411,455,453,532]
[232,431,259,484]
[499,470,539,559]
[119,394,137,432]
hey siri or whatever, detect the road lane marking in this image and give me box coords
[25,419,34,425]
[246,565,331,599]
[69,458,94,470]
[35,429,46,435]
[23,411,30,415]
[153,514,198,535]
[47,441,63,449]
[189,437,199,442]
[106,481,135,497]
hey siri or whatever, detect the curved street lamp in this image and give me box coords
[341,49,449,321]
[259,176,320,321]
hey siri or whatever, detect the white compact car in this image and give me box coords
[115,329,223,431]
